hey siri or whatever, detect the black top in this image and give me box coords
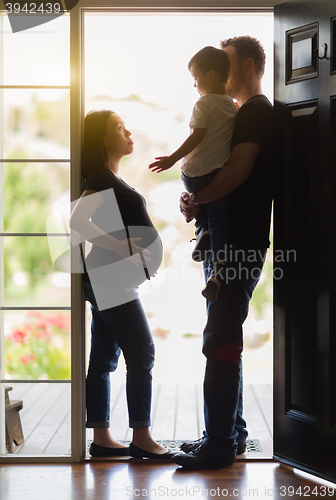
[84,169,155,229]
[229,94,275,249]
[83,169,160,280]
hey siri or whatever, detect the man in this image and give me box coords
[172,36,275,470]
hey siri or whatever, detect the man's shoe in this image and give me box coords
[180,436,205,454]
[172,443,236,470]
[89,442,129,457]
[237,442,247,455]
[181,438,247,455]
[191,230,210,262]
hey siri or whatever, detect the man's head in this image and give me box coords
[220,36,265,101]
[188,46,231,95]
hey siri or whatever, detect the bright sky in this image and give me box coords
[1,11,273,108]
[85,12,274,116]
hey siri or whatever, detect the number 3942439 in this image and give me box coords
[5,3,62,14]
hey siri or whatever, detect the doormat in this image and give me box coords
[87,439,262,453]
[245,439,262,453]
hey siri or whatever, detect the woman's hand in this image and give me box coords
[179,192,201,223]
[149,156,175,172]
[116,237,151,267]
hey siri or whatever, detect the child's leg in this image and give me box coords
[181,171,221,262]
[201,196,230,302]
[207,196,230,263]
[191,211,211,263]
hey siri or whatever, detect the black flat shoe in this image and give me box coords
[128,442,175,460]
[89,442,129,457]
[172,443,236,470]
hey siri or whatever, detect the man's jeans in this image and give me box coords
[84,280,155,429]
[181,170,229,260]
[202,248,267,452]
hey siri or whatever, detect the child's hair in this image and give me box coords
[220,36,266,77]
[81,110,112,180]
[188,46,231,83]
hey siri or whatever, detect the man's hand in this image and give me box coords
[149,156,175,172]
[179,192,201,223]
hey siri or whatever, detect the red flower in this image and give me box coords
[47,314,67,329]
[12,330,26,343]
[36,320,47,330]
[20,355,28,364]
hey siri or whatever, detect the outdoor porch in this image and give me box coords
[6,381,272,458]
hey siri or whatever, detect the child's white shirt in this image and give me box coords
[181,93,236,178]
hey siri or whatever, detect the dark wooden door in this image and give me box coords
[273,0,336,483]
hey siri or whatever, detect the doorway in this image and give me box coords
[83,11,274,458]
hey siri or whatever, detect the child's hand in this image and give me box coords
[149,156,175,173]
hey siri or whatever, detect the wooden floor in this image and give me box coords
[7,382,272,458]
[1,461,335,500]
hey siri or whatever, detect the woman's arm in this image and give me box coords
[191,142,260,204]
[70,190,149,262]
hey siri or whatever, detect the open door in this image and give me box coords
[274,0,336,483]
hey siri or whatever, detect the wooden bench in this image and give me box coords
[5,387,24,453]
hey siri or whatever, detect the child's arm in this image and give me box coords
[149,127,206,173]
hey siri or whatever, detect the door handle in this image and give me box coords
[315,43,331,60]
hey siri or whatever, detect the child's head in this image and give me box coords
[188,46,231,84]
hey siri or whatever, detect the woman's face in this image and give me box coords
[103,113,133,158]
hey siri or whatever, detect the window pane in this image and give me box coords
[3,162,70,234]
[2,89,70,160]
[3,310,71,381]
[3,236,70,307]
[1,14,70,86]
[1,382,71,455]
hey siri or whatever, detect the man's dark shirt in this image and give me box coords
[229,94,274,249]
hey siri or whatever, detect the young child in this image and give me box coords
[149,46,236,301]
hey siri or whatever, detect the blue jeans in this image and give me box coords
[84,280,155,429]
[202,248,267,452]
[182,170,229,262]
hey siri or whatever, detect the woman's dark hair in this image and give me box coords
[220,36,266,77]
[81,110,112,180]
[188,46,231,83]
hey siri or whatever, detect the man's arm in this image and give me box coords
[192,142,260,204]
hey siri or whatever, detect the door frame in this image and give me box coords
[0,0,278,464]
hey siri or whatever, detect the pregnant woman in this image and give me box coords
[70,110,172,459]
